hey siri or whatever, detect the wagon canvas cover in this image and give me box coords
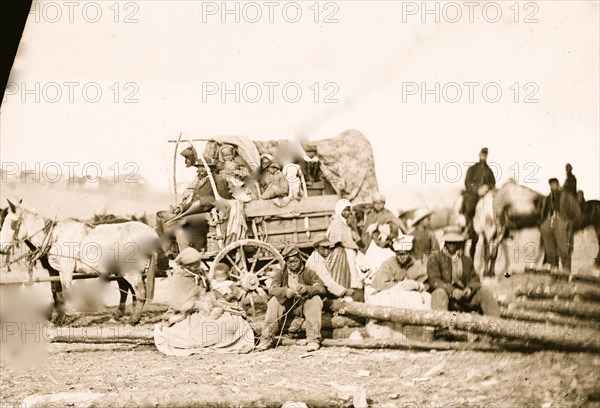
[255,129,379,204]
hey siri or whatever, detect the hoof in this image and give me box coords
[115,307,126,320]
[53,313,67,326]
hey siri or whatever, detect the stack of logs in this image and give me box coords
[325,268,600,352]
[47,269,600,353]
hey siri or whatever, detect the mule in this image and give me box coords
[0,200,159,325]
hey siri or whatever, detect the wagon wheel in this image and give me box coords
[209,239,285,319]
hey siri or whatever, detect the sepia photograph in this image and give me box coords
[1,1,599,407]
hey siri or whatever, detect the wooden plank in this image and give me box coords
[244,195,338,218]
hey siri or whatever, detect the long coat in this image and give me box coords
[427,252,481,296]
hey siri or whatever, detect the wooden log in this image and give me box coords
[507,299,600,320]
[524,267,600,286]
[514,281,600,302]
[22,386,347,408]
[276,338,543,352]
[330,300,600,352]
[501,307,600,331]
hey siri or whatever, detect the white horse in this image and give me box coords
[0,200,159,324]
[472,181,545,277]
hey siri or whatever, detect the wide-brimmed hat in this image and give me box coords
[392,235,414,252]
[442,226,466,243]
[281,244,301,259]
[312,234,336,248]
[408,208,433,229]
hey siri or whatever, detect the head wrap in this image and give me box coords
[334,199,352,217]
[392,235,414,252]
[175,247,203,266]
[372,192,386,203]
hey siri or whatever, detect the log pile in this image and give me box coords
[45,268,600,353]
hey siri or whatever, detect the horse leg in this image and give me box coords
[123,271,146,325]
[115,277,131,319]
[595,225,600,267]
[46,261,66,325]
[481,236,490,277]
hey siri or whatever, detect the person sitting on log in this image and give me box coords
[255,244,326,352]
[371,235,428,294]
[427,226,500,317]
[305,234,355,299]
[260,162,289,200]
[366,235,432,340]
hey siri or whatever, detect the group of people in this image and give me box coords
[252,199,500,351]
[461,147,584,272]
[155,142,322,258]
[153,143,589,355]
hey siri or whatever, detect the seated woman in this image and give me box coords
[154,248,254,356]
[260,162,289,200]
[366,236,432,340]
[216,144,251,191]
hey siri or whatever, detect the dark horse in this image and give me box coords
[576,195,600,267]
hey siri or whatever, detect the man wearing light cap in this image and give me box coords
[371,235,428,293]
[362,192,407,250]
[305,234,355,299]
[427,226,500,317]
[256,244,326,352]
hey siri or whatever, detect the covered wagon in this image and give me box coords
[166,129,379,315]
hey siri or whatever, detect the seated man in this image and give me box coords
[371,235,428,294]
[156,162,231,255]
[256,244,326,352]
[260,162,289,200]
[427,226,500,317]
[300,144,321,186]
[367,236,432,340]
[305,234,355,299]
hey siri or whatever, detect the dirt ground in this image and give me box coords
[1,299,600,408]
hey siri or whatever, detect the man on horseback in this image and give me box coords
[462,147,497,258]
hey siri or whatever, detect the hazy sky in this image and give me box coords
[1,1,598,212]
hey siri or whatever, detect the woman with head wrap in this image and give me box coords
[216,144,251,193]
[326,199,364,301]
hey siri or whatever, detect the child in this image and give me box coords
[210,263,242,303]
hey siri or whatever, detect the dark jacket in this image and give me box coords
[542,190,581,224]
[464,161,496,193]
[564,174,577,196]
[182,174,232,212]
[427,252,481,296]
[269,265,326,304]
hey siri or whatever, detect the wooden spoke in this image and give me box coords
[257,287,270,302]
[249,254,259,274]
[255,258,278,276]
[237,247,248,273]
[225,254,244,275]
[249,292,256,319]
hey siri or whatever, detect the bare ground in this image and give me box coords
[2,302,600,408]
